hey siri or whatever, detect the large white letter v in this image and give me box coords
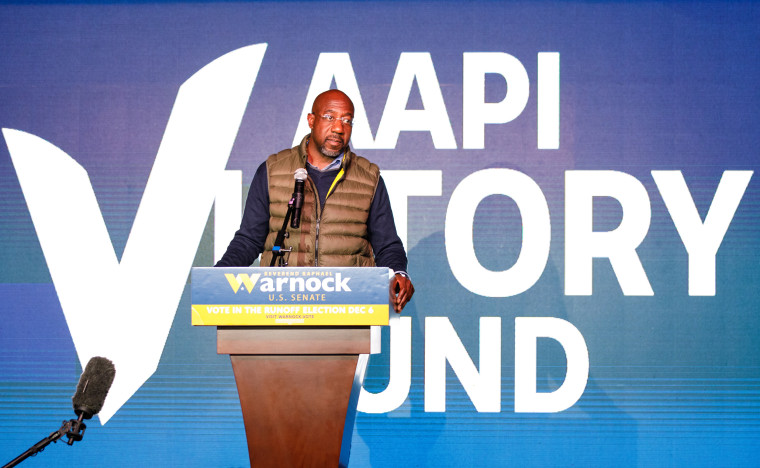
[3,43,267,423]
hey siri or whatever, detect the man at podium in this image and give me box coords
[216,89,414,313]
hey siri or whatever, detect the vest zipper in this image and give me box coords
[313,162,346,267]
[315,214,321,266]
[310,176,322,267]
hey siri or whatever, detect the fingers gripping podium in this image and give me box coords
[192,267,390,467]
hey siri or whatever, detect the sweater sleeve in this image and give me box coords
[215,162,270,267]
[368,176,409,274]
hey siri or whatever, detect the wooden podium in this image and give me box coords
[218,326,369,466]
[192,267,389,467]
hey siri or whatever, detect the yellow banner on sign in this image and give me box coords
[191,304,389,326]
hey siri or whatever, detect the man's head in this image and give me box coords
[307,89,354,159]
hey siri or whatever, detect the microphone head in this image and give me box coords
[294,168,308,181]
[72,357,116,420]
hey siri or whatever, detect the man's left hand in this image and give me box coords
[390,273,415,313]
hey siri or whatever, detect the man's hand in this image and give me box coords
[390,273,415,313]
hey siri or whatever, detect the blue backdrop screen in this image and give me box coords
[1,1,758,466]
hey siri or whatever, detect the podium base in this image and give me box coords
[219,326,371,467]
[230,354,358,467]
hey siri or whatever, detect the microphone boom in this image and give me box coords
[2,357,116,467]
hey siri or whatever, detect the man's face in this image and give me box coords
[307,92,354,158]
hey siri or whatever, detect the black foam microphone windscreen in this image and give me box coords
[290,168,308,229]
[71,357,116,420]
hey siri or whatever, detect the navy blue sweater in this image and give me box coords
[216,161,408,273]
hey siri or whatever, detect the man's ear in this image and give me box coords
[307,112,315,130]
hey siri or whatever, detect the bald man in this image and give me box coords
[216,89,414,312]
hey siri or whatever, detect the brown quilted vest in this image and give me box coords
[260,136,380,267]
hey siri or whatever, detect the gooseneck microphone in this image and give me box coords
[290,168,308,229]
[3,357,116,468]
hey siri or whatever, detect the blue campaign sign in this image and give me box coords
[192,267,390,305]
[0,1,758,467]
[191,267,391,325]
